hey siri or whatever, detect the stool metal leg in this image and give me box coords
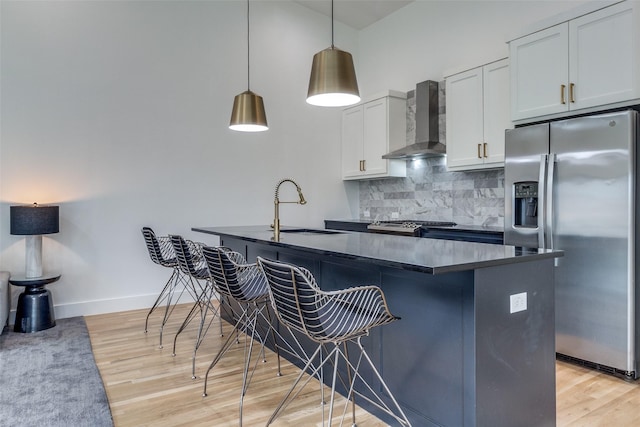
[158,269,188,349]
[203,299,285,426]
[171,286,204,355]
[145,268,186,349]
[343,342,357,427]
[267,339,412,427]
[191,282,221,379]
[336,337,411,427]
[266,344,324,426]
[171,274,210,356]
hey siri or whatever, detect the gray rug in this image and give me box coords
[0,317,113,427]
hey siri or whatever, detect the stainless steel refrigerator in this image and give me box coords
[504,109,639,378]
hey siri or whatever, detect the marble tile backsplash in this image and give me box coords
[358,81,505,228]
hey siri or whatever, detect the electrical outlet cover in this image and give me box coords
[510,292,527,313]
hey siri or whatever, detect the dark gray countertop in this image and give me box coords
[192,225,561,275]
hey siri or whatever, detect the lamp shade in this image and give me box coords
[229,90,268,132]
[10,205,59,235]
[307,47,360,107]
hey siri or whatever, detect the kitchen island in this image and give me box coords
[193,225,561,427]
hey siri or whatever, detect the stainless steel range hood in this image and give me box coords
[382,80,445,159]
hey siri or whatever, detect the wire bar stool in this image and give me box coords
[201,246,321,426]
[169,235,225,379]
[257,257,412,427]
[141,227,188,349]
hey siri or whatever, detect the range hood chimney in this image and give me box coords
[382,80,445,159]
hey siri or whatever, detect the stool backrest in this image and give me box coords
[257,257,324,340]
[202,246,239,299]
[142,227,162,265]
[169,235,200,276]
[142,227,176,268]
[203,246,268,303]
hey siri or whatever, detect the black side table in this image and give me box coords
[9,273,61,333]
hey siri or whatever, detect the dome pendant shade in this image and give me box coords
[307,47,360,107]
[229,90,268,132]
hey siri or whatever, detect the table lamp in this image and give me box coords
[10,203,59,278]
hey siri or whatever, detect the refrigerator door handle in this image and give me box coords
[538,154,548,248]
[546,153,556,253]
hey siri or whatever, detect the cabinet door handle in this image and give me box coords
[561,84,566,104]
[477,144,482,159]
[359,160,363,171]
[570,83,575,103]
[483,143,488,158]
[362,160,366,171]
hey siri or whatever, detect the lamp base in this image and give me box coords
[14,287,56,333]
[9,274,60,333]
[25,235,43,278]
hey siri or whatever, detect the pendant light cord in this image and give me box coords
[247,0,251,90]
[331,0,335,48]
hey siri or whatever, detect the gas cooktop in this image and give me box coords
[375,220,458,227]
[367,220,457,236]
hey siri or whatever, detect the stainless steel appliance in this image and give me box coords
[504,109,639,378]
[382,80,446,160]
[367,220,457,236]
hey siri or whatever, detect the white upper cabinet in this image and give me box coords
[510,1,639,122]
[446,58,511,171]
[341,106,364,178]
[446,67,484,169]
[341,92,407,180]
[483,60,512,165]
[569,2,636,110]
[510,25,568,120]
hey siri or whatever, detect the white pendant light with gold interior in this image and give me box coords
[306,0,360,107]
[229,0,268,132]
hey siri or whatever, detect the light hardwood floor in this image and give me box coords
[86,303,640,426]
[86,303,388,426]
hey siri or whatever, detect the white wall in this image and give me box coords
[356,0,596,95]
[0,0,358,318]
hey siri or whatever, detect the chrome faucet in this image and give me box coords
[272,178,306,241]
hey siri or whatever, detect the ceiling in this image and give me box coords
[293,0,415,30]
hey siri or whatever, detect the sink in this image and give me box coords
[279,228,343,235]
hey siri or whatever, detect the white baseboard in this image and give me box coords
[8,287,197,325]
